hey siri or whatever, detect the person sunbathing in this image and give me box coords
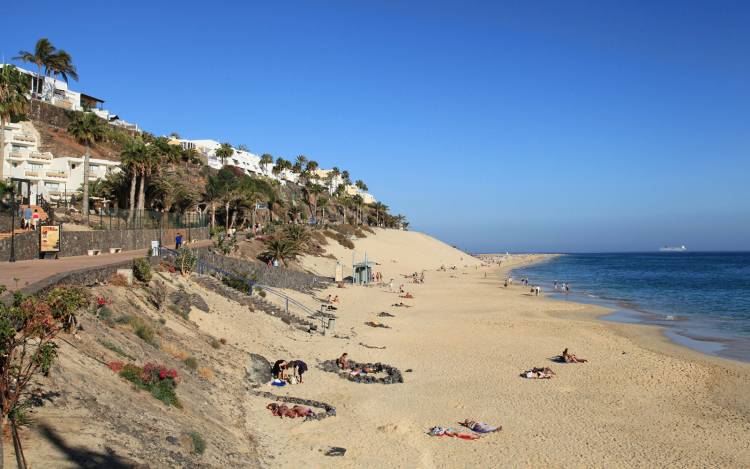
[266,403,314,418]
[324,294,332,304]
[365,321,391,328]
[521,367,555,379]
[459,420,502,434]
[561,348,587,363]
[392,302,412,308]
[337,353,350,370]
[400,292,414,299]
[332,295,340,304]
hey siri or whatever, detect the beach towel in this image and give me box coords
[271,379,286,386]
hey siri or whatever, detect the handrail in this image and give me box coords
[158,247,323,328]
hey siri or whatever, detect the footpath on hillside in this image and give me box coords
[0,240,212,290]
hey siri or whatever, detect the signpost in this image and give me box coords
[40,225,61,258]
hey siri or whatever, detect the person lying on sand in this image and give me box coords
[266,403,314,418]
[521,367,555,379]
[337,353,350,370]
[428,426,479,440]
[365,321,391,328]
[392,302,412,308]
[399,293,414,299]
[561,348,587,363]
[332,295,340,304]
[459,420,502,434]
[378,312,395,317]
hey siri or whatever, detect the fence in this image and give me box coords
[67,209,208,231]
[158,247,329,332]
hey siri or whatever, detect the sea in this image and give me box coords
[511,252,750,362]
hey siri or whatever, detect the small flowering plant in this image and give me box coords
[96,297,111,307]
[142,362,180,388]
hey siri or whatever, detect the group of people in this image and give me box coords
[553,281,571,293]
[523,348,588,379]
[406,271,425,284]
[19,206,42,230]
[372,271,383,282]
[271,359,308,384]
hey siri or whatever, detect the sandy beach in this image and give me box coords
[185,228,750,468]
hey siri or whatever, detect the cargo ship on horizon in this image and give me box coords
[660,245,687,252]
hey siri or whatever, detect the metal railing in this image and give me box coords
[158,247,325,331]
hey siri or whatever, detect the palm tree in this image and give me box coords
[304,183,326,223]
[46,49,78,83]
[15,38,78,96]
[262,236,301,266]
[152,174,196,226]
[293,155,307,174]
[120,138,147,222]
[260,153,273,174]
[371,201,389,227]
[341,170,351,185]
[216,143,233,166]
[355,179,368,192]
[0,66,29,178]
[67,112,104,216]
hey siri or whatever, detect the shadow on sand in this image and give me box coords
[38,424,138,468]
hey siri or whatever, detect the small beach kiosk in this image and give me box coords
[352,260,376,285]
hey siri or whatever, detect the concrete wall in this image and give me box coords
[0,226,209,262]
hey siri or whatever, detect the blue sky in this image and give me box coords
[3,1,749,252]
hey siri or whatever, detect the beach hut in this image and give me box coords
[353,261,376,285]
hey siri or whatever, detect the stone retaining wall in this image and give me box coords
[0,226,209,261]
[248,389,336,421]
[320,359,403,384]
[194,248,329,292]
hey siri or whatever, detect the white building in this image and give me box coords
[1,120,119,203]
[1,64,139,132]
[176,139,377,203]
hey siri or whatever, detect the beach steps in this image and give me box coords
[193,274,317,331]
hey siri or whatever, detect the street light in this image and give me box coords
[10,182,16,262]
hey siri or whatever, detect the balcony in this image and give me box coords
[28,151,53,161]
[11,133,35,145]
[7,150,26,160]
[24,170,40,178]
[45,171,68,179]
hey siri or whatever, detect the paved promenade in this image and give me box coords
[0,240,211,291]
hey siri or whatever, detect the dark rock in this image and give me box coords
[246,354,272,384]
[166,436,179,445]
[325,447,346,457]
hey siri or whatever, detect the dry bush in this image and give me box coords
[197,367,214,380]
[324,230,355,249]
[109,273,130,287]
[162,342,190,361]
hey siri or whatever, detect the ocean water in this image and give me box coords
[511,253,750,362]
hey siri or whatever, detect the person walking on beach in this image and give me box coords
[388,279,394,292]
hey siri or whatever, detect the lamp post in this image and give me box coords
[10,182,16,262]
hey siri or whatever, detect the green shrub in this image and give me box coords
[132,318,158,347]
[115,314,134,324]
[210,338,221,349]
[97,339,133,360]
[150,380,180,407]
[133,258,152,283]
[183,356,198,370]
[175,247,198,275]
[120,363,145,386]
[188,431,206,454]
[98,306,113,321]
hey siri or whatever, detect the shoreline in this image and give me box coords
[509,255,750,364]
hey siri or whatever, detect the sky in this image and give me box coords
[2,1,749,252]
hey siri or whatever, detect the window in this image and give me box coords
[28,163,42,171]
[90,164,99,170]
[45,182,59,190]
[71,163,77,169]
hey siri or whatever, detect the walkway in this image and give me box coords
[0,240,212,291]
